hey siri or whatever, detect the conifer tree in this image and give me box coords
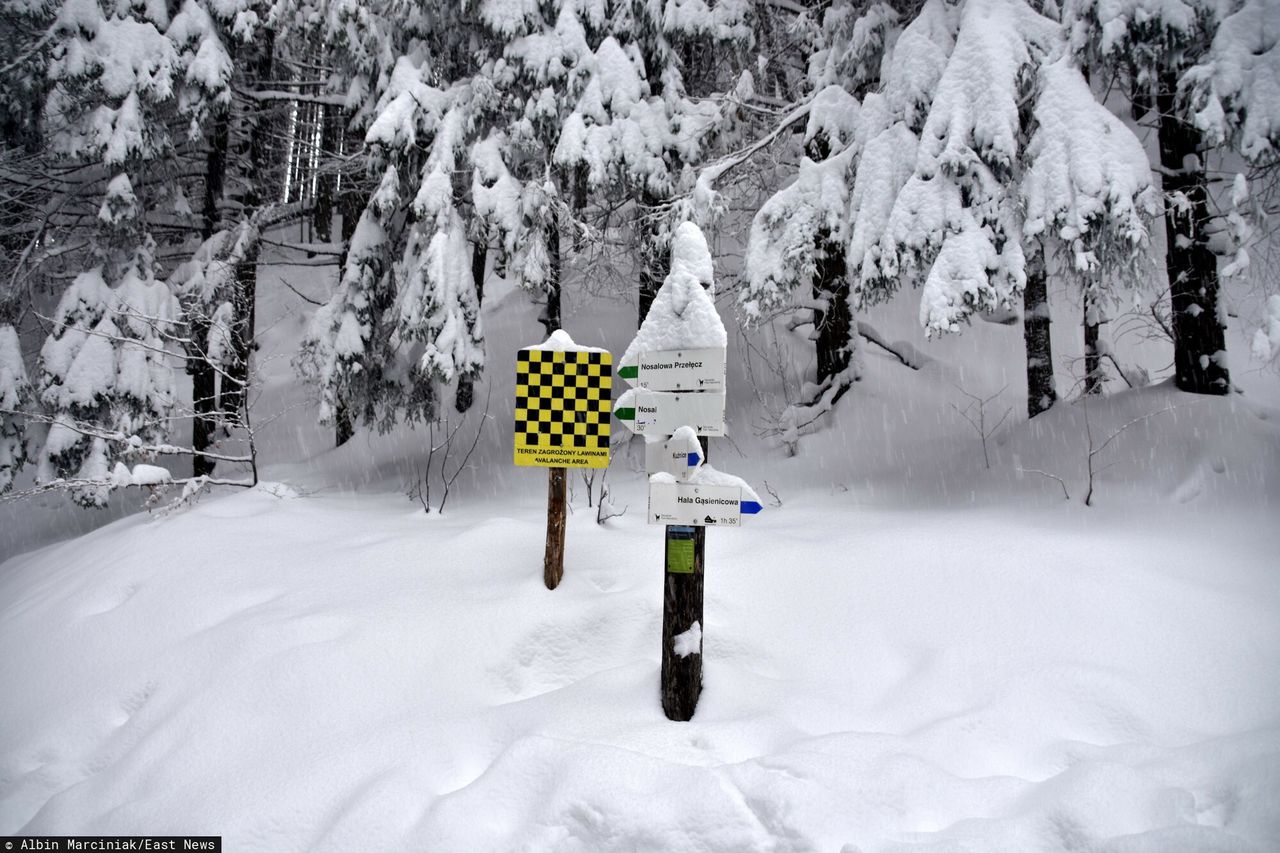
[0,323,30,494]
[1063,0,1280,395]
[744,0,1159,419]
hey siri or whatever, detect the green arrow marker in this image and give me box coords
[618,365,638,379]
[614,407,635,420]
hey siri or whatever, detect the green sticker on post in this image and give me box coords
[667,538,695,573]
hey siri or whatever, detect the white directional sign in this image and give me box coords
[649,481,743,527]
[615,389,725,437]
[645,430,703,478]
[619,348,726,392]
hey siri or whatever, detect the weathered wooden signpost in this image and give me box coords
[615,223,761,721]
[514,330,612,589]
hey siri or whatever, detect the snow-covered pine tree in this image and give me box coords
[1062,0,1280,396]
[168,220,260,476]
[36,177,181,506]
[35,266,118,506]
[1184,0,1280,165]
[22,0,242,501]
[741,87,865,399]
[521,0,751,326]
[0,0,55,156]
[1020,56,1160,410]
[301,165,401,431]
[870,0,1159,416]
[740,1,901,400]
[167,0,248,473]
[473,0,598,335]
[743,0,1160,420]
[1182,0,1280,368]
[301,0,490,436]
[0,322,30,494]
[395,98,485,404]
[860,0,1059,336]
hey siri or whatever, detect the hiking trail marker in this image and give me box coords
[514,330,612,590]
[614,389,726,437]
[614,222,761,722]
[618,347,726,392]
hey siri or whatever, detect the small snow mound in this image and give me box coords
[528,329,607,353]
[647,464,760,504]
[110,462,133,488]
[254,482,299,499]
[129,464,172,486]
[1251,295,1280,362]
[673,621,701,658]
[689,463,761,504]
[669,222,714,287]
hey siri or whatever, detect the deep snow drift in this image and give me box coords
[1,248,1279,850]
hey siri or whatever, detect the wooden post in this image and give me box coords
[661,436,708,721]
[661,524,704,720]
[544,466,567,589]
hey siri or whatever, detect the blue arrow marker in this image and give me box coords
[740,501,762,514]
[687,451,700,467]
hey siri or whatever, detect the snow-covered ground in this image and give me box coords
[2,254,1279,850]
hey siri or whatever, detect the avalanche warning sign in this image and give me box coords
[514,347,613,469]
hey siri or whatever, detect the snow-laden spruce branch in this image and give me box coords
[0,475,253,504]
[34,306,248,395]
[1,410,254,465]
[695,99,814,190]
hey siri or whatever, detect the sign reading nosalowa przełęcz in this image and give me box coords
[514,347,613,468]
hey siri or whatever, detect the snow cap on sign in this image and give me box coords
[668,222,714,287]
[649,462,760,504]
[527,329,607,353]
[621,222,726,368]
[666,426,703,470]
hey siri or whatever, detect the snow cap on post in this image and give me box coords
[648,463,761,504]
[621,222,726,369]
[529,329,607,353]
[668,221,715,287]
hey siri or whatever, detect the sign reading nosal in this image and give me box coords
[616,389,726,437]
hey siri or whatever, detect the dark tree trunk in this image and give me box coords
[1023,253,1057,418]
[1157,73,1229,396]
[813,231,852,388]
[1083,292,1103,396]
[542,214,561,337]
[191,364,217,477]
[338,156,365,257]
[455,241,488,413]
[202,111,229,240]
[224,259,256,422]
[225,30,276,421]
[805,131,852,391]
[472,240,487,307]
[637,189,667,326]
[334,134,366,447]
[335,404,354,446]
[571,163,588,252]
[190,105,231,470]
[312,105,337,244]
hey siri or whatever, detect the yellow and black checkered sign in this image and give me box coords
[514,347,613,468]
